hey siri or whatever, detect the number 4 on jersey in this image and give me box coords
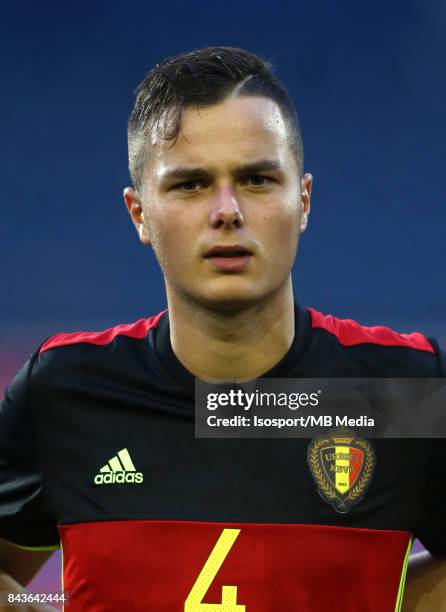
[185,528,246,611]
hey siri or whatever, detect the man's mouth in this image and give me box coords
[204,245,253,271]
[209,251,249,258]
[205,245,252,258]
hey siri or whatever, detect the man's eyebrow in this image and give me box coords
[159,167,214,182]
[159,159,283,182]
[233,159,283,176]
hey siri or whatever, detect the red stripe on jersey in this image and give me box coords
[39,310,167,354]
[349,446,363,488]
[59,520,410,612]
[307,307,434,353]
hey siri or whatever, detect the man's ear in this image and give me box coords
[123,187,151,246]
[299,173,313,234]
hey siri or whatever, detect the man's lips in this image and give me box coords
[204,245,253,272]
[204,245,253,258]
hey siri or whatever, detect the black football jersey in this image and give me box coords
[0,302,445,611]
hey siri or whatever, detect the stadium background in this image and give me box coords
[1,0,445,602]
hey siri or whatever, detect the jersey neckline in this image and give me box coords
[152,300,312,394]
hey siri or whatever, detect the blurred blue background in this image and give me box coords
[1,0,444,594]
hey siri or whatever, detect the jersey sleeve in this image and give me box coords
[413,339,446,557]
[0,352,59,549]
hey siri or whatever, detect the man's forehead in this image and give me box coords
[148,96,289,150]
[146,97,291,176]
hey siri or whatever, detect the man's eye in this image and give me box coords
[242,175,273,187]
[173,180,204,192]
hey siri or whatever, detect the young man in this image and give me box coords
[0,47,445,611]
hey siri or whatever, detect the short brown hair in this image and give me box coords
[128,46,303,191]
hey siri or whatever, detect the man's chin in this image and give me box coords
[193,288,270,314]
[167,275,291,314]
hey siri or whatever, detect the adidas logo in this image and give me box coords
[94,448,144,485]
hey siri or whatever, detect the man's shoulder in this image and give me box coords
[304,306,443,377]
[29,309,168,388]
[306,306,434,353]
[3,310,170,413]
[38,310,167,356]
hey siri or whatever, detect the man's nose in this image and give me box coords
[208,185,244,230]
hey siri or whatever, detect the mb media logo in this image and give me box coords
[94,448,143,485]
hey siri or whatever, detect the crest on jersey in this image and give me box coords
[307,427,376,514]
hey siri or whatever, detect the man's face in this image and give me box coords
[125,96,312,311]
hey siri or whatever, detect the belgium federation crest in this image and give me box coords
[307,427,376,514]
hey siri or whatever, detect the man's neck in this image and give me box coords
[166,283,295,381]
